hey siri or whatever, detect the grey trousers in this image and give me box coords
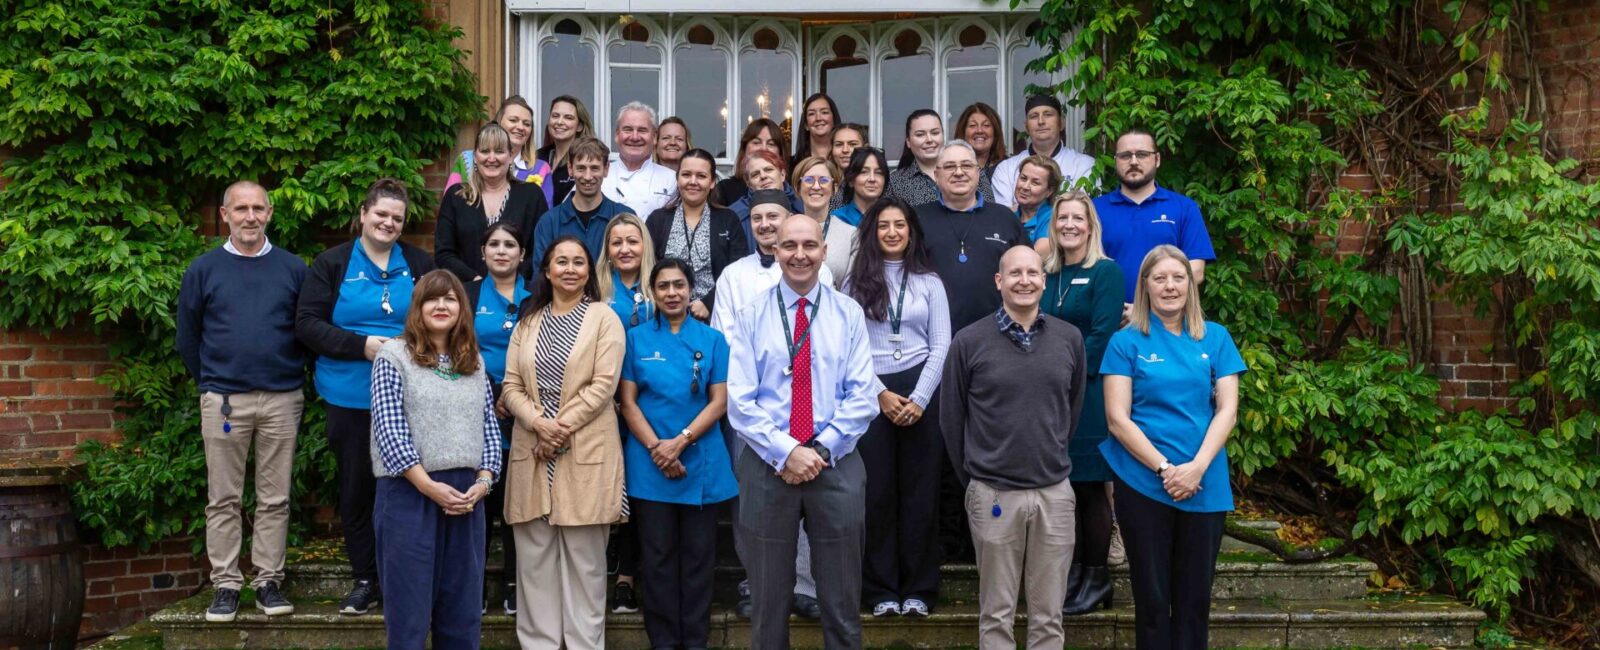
[729,432,818,598]
[735,447,866,650]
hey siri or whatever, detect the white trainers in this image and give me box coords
[900,598,930,617]
[872,600,901,617]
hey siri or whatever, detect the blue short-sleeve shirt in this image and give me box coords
[315,244,415,409]
[607,273,654,331]
[473,278,532,383]
[831,202,864,228]
[621,317,738,506]
[1020,202,1055,243]
[1094,186,1216,302]
[1099,320,1247,512]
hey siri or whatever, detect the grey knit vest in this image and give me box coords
[369,339,488,478]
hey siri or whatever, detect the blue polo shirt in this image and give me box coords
[1099,320,1247,513]
[606,273,653,330]
[315,244,415,409]
[621,317,738,506]
[830,202,864,228]
[1094,186,1215,301]
[1019,202,1054,243]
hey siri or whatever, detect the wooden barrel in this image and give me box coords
[0,459,85,650]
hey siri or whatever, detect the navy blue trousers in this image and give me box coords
[376,468,486,650]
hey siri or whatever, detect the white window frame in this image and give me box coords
[513,12,1081,167]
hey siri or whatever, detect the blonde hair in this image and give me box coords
[462,123,512,206]
[1130,245,1206,339]
[1042,190,1109,273]
[595,213,657,303]
[790,156,841,190]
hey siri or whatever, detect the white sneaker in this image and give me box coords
[872,600,901,617]
[900,598,930,617]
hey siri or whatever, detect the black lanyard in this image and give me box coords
[886,267,910,335]
[776,286,822,375]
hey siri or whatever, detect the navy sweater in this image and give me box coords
[177,245,309,393]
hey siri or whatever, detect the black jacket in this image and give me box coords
[434,182,546,283]
[646,205,749,315]
[296,239,437,361]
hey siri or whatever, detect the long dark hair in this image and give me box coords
[668,148,722,209]
[897,109,942,170]
[844,196,937,322]
[402,270,481,376]
[523,235,601,318]
[647,257,696,326]
[792,92,841,161]
[841,147,889,205]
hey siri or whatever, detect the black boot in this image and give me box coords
[1064,563,1083,604]
[1062,566,1112,615]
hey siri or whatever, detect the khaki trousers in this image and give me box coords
[513,520,610,650]
[966,478,1076,650]
[200,390,303,590]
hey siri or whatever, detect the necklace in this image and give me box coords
[432,355,461,381]
[486,188,509,224]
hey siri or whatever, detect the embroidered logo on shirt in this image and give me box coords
[639,351,667,362]
[346,271,369,283]
[984,233,1007,244]
[478,306,493,315]
[1152,214,1176,225]
[1138,353,1166,364]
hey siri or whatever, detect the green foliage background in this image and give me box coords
[1030,0,1600,630]
[0,0,481,546]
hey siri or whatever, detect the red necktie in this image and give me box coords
[789,297,814,444]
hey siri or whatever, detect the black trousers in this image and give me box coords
[858,363,943,604]
[1113,478,1225,650]
[483,446,518,584]
[634,497,722,650]
[1071,481,1113,566]
[325,404,378,582]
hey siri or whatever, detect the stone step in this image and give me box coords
[148,592,1484,649]
[284,554,1376,604]
[1221,518,1283,553]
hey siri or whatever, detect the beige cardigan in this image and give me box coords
[501,301,627,527]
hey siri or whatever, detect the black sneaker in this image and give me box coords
[254,581,294,616]
[206,588,240,622]
[504,583,518,615]
[339,579,379,615]
[610,581,639,614]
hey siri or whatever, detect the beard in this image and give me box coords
[1119,170,1154,190]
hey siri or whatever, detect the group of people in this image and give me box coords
[176,89,1242,650]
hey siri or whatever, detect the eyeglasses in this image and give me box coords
[1113,151,1157,162]
[937,162,978,173]
[801,175,833,186]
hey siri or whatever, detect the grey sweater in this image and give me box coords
[939,313,1087,490]
[369,339,495,478]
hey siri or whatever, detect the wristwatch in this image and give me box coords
[806,440,832,465]
[1155,460,1173,476]
[679,428,695,443]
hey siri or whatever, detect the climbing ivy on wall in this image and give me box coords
[0,0,482,547]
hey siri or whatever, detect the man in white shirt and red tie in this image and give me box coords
[726,214,881,649]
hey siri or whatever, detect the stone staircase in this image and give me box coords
[131,519,1487,649]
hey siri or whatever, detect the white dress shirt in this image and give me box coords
[991,141,1097,209]
[602,158,678,221]
[725,279,880,470]
[709,252,835,334]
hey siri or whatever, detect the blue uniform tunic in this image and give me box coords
[1099,320,1247,513]
[830,202,864,228]
[606,272,653,330]
[1093,186,1216,302]
[1019,202,1055,243]
[621,317,738,506]
[315,244,415,409]
[473,277,532,383]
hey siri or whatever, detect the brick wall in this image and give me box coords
[0,330,118,456]
[82,538,206,637]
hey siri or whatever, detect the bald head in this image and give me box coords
[776,213,826,293]
[995,245,1045,314]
